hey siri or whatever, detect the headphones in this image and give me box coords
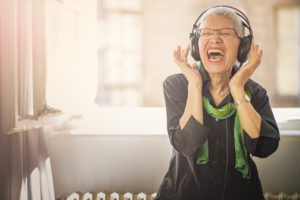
[190,5,253,64]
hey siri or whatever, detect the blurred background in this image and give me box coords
[1,0,300,199]
[46,0,300,112]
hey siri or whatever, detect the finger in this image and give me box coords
[191,63,198,70]
[177,45,181,52]
[254,45,259,57]
[191,63,197,69]
[174,46,182,59]
[246,44,254,61]
[248,44,259,63]
[254,49,263,70]
[173,50,181,65]
[182,45,190,61]
[174,46,181,58]
[250,43,257,55]
[183,45,190,57]
[250,43,255,51]
[173,49,179,60]
[249,49,262,73]
[254,46,261,60]
[173,49,187,70]
[258,49,263,61]
[181,49,187,62]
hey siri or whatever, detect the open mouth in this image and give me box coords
[207,49,224,62]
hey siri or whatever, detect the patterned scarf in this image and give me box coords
[196,93,251,179]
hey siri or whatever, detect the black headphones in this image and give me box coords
[190,5,253,64]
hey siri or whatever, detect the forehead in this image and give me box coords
[200,15,235,29]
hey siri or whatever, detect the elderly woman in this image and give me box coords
[155,6,280,200]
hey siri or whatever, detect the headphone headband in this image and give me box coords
[190,5,252,37]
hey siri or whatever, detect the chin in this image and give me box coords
[203,61,228,74]
[202,57,235,75]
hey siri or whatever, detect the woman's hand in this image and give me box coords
[229,43,263,94]
[174,45,204,127]
[229,44,263,139]
[173,45,202,88]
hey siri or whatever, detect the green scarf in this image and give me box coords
[196,93,251,179]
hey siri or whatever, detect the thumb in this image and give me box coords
[192,63,198,70]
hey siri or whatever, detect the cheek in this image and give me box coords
[228,42,240,59]
[235,40,241,54]
[234,43,240,56]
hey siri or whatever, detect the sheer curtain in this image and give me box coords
[0,0,57,199]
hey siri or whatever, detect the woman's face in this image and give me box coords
[198,15,241,75]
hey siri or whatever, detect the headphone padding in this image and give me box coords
[237,35,253,63]
[190,33,200,61]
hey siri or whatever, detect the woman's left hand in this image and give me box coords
[229,43,263,92]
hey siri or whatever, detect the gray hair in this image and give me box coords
[199,7,245,38]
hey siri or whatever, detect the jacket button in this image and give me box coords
[212,160,219,164]
[214,181,221,185]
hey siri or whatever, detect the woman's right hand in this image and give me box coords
[173,45,202,88]
[174,45,204,127]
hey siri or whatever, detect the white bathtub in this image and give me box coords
[45,107,300,198]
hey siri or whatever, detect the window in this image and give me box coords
[46,1,300,109]
[275,5,300,105]
[46,0,98,114]
[95,0,143,106]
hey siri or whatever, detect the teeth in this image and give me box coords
[207,49,224,55]
[207,48,224,61]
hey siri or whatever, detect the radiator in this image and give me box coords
[264,192,300,200]
[56,192,300,200]
[57,192,157,200]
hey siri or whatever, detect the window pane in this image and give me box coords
[276,6,300,96]
[96,1,142,106]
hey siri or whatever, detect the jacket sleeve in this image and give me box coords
[163,75,210,158]
[243,85,280,158]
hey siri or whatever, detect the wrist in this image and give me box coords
[230,86,244,101]
[234,94,250,107]
[188,82,202,91]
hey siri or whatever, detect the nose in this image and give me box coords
[210,32,223,42]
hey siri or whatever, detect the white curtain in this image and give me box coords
[0,0,57,199]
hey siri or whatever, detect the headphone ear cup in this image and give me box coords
[237,35,253,63]
[190,33,200,61]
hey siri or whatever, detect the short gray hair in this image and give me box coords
[199,7,245,38]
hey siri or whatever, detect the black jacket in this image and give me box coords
[155,73,280,200]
